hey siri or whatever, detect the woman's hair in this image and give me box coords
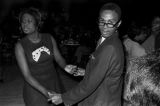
[19,7,42,27]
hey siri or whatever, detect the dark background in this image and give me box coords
[0,0,159,37]
[0,0,159,71]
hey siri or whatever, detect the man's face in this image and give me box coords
[98,10,120,38]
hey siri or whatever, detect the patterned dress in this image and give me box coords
[20,33,64,106]
[124,50,160,106]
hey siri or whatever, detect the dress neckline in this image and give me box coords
[27,33,42,44]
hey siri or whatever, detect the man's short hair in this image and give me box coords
[99,2,121,20]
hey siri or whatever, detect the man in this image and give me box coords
[49,2,124,106]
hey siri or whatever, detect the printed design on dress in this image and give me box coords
[32,46,50,62]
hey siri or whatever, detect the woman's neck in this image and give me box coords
[28,31,41,43]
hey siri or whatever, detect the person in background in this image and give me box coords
[153,16,160,50]
[123,23,160,106]
[134,26,149,44]
[122,20,150,59]
[123,35,147,59]
[0,30,4,83]
[123,17,160,106]
[123,26,147,106]
[15,7,67,106]
[142,16,160,53]
[126,21,141,42]
[74,35,92,68]
[123,24,148,59]
[49,2,124,106]
[123,43,160,105]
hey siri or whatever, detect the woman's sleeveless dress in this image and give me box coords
[20,33,64,106]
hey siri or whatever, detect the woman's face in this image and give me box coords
[21,13,37,34]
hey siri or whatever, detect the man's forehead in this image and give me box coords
[100,10,118,21]
[22,13,33,19]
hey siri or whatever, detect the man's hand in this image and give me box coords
[73,68,85,76]
[64,65,85,76]
[48,93,63,105]
[64,65,77,74]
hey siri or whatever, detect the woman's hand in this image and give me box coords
[73,68,85,76]
[47,90,56,98]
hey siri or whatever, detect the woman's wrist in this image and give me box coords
[41,88,50,98]
[64,65,67,70]
[63,62,67,68]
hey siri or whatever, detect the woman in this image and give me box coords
[123,35,146,106]
[15,7,66,106]
[123,35,147,58]
[123,35,160,105]
[123,50,160,106]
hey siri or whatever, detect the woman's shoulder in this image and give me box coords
[18,36,28,44]
[40,33,56,45]
[41,33,54,39]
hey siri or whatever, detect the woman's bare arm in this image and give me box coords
[51,37,66,69]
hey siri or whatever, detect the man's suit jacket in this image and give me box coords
[62,32,124,106]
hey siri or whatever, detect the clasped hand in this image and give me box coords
[48,92,62,105]
[64,65,85,76]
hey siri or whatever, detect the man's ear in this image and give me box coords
[117,20,122,27]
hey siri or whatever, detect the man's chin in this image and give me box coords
[102,32,107,35]
[102,33,111,37]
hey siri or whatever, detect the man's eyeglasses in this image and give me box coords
[98,20,120,28]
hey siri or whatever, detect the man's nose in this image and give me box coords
[103,24,108,28]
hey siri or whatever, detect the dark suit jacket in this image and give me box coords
[62,32,124,106]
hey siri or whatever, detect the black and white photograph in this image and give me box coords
[0,0,160,106]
